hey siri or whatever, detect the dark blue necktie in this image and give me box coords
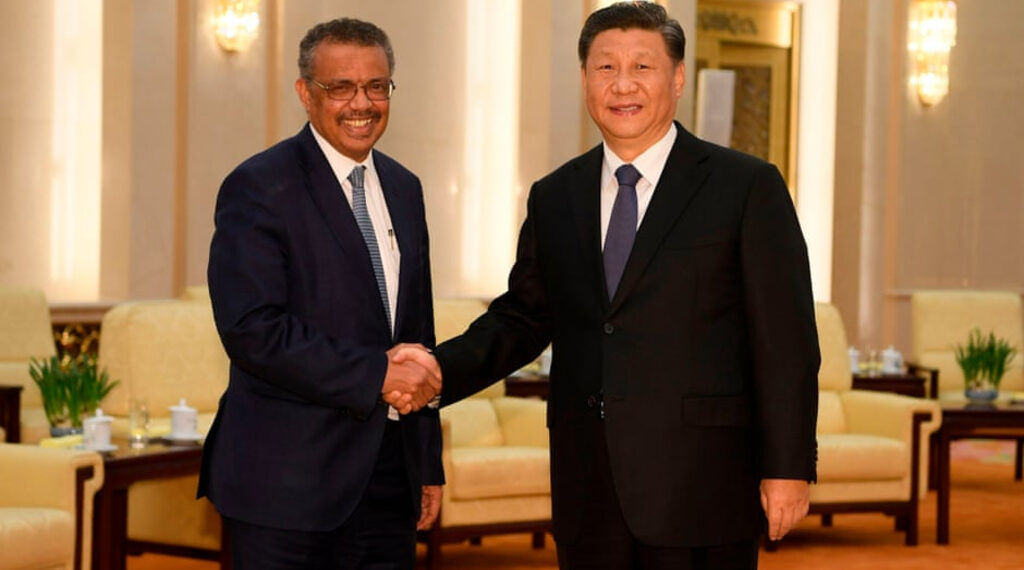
[348,166,392,335]
[604,164,641,298]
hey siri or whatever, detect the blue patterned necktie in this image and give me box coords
[604,164,641,298]
[348,165,392,334]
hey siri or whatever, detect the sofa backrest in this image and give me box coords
[98,300,229,417]
[0,287,57,407]
[442,399,504,448]
[910,290,1024,394]
[815,302,851,434]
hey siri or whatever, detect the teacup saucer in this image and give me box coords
[77,443,118,452]
[164,432,204,442]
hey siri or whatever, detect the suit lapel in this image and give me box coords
[297,125,367,261]
[608,123,711,314]
[567,145,608,311]
[296,124,383,320]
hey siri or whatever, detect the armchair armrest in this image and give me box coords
[841,390,941,441]
[0,444,103,510]
[840,391,940,499]
[0,384,23,442]
[0,444,105,569]
[906,362,940,399]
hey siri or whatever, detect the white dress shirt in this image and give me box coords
[600,124,678,247]
[310,126,401,330]
[311,126,402,420]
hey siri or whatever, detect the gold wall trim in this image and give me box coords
[697,1,797,48]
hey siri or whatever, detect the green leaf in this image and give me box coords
[954,327,1017,390]
[27,354,121,428]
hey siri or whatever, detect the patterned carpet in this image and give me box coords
[951,439,1017,464]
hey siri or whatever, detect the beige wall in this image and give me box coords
[833,0,1024,353]
[0,0,696,302]
[8,0,1021,344]
[0,2,56,292]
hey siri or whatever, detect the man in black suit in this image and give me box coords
[200,18,442,569]
[398,3,818,568]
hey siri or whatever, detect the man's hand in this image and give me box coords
[417,485,443,530]
[391,345,441,381]
[381,343,441,413]
[760,478,810,541]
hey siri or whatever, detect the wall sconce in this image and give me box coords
[907,0,957,107]
[213,0,260,53]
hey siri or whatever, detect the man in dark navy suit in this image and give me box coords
[398,3,819,569]
[200,18,442,569]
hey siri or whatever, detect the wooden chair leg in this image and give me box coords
[895,514,908,532]
[905,509,919,546]
[1015,438,1022,481]
[425,527,442,570]
[532,532,546,549]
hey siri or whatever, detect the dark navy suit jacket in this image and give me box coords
[435,123,818,546]
[199,124,442,531]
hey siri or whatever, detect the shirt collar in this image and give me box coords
[309,122,377,184]
[602,123,678,187]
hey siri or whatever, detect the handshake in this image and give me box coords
[381,343,442,414]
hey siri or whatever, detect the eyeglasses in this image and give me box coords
[309,78,396,101]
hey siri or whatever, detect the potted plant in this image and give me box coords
[29,354,119,436]
[954,328,1017,403]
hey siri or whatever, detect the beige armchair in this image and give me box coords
[97,299,228,558]
[419,299,552,570]
[0,286,58,443]
[0,443,105,570]
[909,289,1024,479]
[807,303,941,546]
[909,290,1024,399]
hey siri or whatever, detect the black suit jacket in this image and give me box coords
[199,124,442,532]
[435,123,818,546]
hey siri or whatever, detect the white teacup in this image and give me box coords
[83,409,113,450]
[169,398,198,438]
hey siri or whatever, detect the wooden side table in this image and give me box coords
[505,374,550,400]
[852,372,927,398]
[0,384,23,442]
[933,402,1024,544]
[92,439,228,570]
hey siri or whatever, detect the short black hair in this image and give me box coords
[578,1,685,66]
[298,18,394,80]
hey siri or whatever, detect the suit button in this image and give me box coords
[586,396,598,408]
[603,323,614,334]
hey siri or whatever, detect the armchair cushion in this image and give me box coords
[816,392,846,435]
[0,507,74,569]
[439,393,550,521]
[910,290,1024,396]
[97,299,228,554]
[0,443,104,570]
[810,302,943,532]
[816,434,906,482]
[0,287,58,443]
[443,399,503,448]
[448,446,551,500]
[99,300,228,418]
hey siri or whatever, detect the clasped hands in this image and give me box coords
[381,343,442,414]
